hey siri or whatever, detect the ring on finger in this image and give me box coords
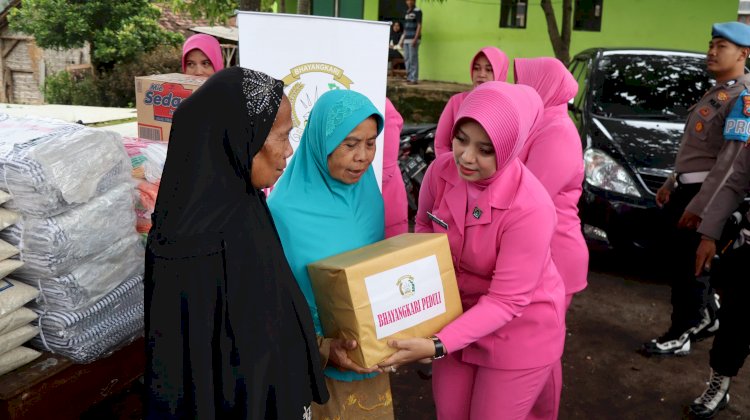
[389,366,397,373]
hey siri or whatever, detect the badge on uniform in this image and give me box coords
[723,89,750,142]
[427,211,449,229]
[717,91,729,102]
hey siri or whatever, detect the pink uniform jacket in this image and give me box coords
[382,98,409,238]
[434,47,510,157]
[515,57,589,296]
[418,155,565,370]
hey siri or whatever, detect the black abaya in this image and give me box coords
[145,67,328,419]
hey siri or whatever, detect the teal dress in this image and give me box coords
[268,89,384,382]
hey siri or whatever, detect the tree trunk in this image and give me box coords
[540,0,571,66]
[297,0,311,15]
[279,0,286,13]
[239,0,261,11]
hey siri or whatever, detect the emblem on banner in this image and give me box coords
[397,275,416,298]
[282,62,354,142]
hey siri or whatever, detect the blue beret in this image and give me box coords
[712,22,750,47]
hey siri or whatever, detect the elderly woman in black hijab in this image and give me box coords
[145,67,328,419]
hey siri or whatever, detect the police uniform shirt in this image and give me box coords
[663,73,750,217]
[699,145,750,240]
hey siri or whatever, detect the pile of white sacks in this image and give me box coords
[0,113,144,365]
[0,193,39,376]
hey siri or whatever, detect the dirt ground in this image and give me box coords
[83,246,749,419]
[388,247,750,419]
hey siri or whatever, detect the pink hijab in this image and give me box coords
[181,34,225,73]
[383,98,403,168]
[454,81,543,185]
[514,57,577,118]
[514,58,588,298]
[470,47,510,82]
[434,47,509,156]
[514,57,579,160]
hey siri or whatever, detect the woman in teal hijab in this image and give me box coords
[268,89,393,419]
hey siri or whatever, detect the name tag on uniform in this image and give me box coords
[723,89,750,142]
[427,211,448,230]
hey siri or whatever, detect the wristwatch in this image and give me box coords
[430,336,446,360]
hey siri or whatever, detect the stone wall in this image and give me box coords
[387,79,470,124]
[0,26,89,104]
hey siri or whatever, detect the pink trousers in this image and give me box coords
[433,352,561,420]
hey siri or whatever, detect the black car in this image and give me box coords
[567,48,714,250]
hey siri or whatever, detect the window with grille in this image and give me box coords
[574,0,603,31]
[499,0,527,29]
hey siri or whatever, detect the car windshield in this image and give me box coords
[591,53,712,121]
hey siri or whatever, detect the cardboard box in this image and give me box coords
[308,233,463,368]
[134,73,207,141]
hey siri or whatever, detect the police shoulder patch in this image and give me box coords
[723,89,750,142]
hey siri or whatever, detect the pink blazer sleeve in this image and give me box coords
[436,195,556,354]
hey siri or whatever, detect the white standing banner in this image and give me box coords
[237,12,390,187]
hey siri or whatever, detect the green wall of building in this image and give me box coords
[388,0,739,83]
[364,0,378,21]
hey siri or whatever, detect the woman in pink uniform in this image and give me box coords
[383,98,409,237]
[380,82,565,420]
[514,57,588,309]
[182,34,224,77]
[433,47,509,156]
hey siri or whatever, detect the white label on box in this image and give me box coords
[365,254,446,339]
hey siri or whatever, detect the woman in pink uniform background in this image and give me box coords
[379,81,565,419]
[182,34,224,77]
[433,47,510,157]
[383,98,409,237]
[514,57,588,309]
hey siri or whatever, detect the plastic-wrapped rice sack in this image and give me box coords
[17,234,143,311]
[1,183,137,277]
[0,114,131,217]
[34,274,142,341]
[31,274,144,363]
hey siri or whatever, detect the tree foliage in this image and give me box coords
[7,0,183,68]
[169,0,276,23]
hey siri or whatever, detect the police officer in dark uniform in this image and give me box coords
[689,110,750,416]
[643,22,750,357]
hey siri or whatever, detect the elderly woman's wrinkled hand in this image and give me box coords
[328,339,379,374]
